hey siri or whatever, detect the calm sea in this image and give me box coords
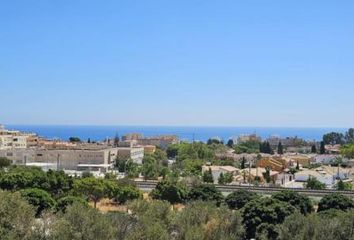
[6,125,347,142]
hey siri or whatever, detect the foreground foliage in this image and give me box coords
[2,187,354,240]
[2,166,354,240]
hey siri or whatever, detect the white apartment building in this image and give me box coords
[0,135,28,149]
[0,148,114,171]
[117,147,144,164]
[0,146,145,171]
[0,125,33,150]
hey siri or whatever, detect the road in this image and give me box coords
[135,181,354,198]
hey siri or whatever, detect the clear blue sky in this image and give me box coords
[1,0,353,127]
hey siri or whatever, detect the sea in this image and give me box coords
[5,125,347,143]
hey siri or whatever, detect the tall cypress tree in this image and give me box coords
[241,157,246,169]
[203,168,214,183]
[277,142,284,155]
[320,141,326,154]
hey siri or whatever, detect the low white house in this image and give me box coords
[314,155,340,164]
[294,169,334,187]
[202,165,240,184]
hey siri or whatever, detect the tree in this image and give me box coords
[153,149,167,162]
[50,203,115,240]
[305,176,326,190]
[56,196,88,212]
[173,201,245,240]
[0,190,36,240]
[277,142,284,155]
[278,210,354,240]
[73,177,109,208]
[207,138,222,145]
[104,172,117,180]
[176,142,214,161]
[106,212,139,240]
[225,190,259,210]
[337,180,352,190]
[45,169,74,197]
[166,144,179,158]
[345,128,354,144]
[260,141,273,154]
[272,190,313,214]
[320,141,326,154]
[240,157,246,169]
[150,180,188,204]
[234,140,260,154]
[323,132,344,145]
[277,212,313,240]
[115,155,127,172]
[226,139,234,148]
[127,200,171,240]
[142,157,159,180]
[311,144,317,153]
[340,144,354,159]
[202,168,214,183]
[181,159,204,176]
[242,197,296,240]
[113,185,142,204]
[125,160,140,178]
[188,184,224,206]
[0,166,48,191]
[20,188,56,217]
[218,172,233,185]
[0,157,11,168]
[68,137,81,143]
[262,167,272,183]
[318,193,354,212]
[113,133,120,147]
[218,172,224,185]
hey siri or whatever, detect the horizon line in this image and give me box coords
[4,123,351,129]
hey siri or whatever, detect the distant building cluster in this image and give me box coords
[0,125,179,177]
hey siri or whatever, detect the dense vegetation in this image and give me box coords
[0,165,142,212]
[2,182,354,240]
[1,164,354,240]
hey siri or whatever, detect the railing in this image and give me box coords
[134,180,354,197]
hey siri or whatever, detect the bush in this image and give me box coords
[242,197,296,240]
[19,188,56,217]
[272,190,313,214]
[150,180,188,204]
[57,196,88,212]
[0,157,11,168]
[188,184,223,206]
[318,193,354,212]
[113,185,142,204]
[305,176,326,190]
[225,190,259,210]
[0,190,35,239]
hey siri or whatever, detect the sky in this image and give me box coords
[1,0,354,127]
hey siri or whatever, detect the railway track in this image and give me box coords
[135,181,354,197]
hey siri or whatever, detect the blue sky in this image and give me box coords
[1,0,353,127]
